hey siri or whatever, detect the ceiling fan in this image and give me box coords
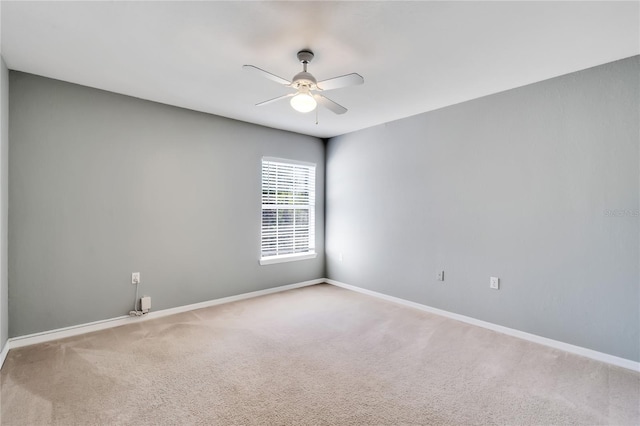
[243,49,363,115]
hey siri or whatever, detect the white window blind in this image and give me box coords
[261,158,316,263]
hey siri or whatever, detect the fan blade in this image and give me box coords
[243,65,291,86]
[255,93,294,107]
[314,94,347,115]
[317,73,364,91]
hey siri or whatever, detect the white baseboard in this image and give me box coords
[0,340,9,369]
[0,278,323,368]
[326,279,640,372]
[3,278,638,373]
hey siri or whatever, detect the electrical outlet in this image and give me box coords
[339,253,343,263]
[490,277,499,290]
[132,272,140,285]
[437,270,445,281]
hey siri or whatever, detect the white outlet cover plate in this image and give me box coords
[490,277,500,289]
[132,272,140,284]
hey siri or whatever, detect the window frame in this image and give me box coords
[259,157,317,265]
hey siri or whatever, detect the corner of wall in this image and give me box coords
[321,137,330,280]
[0,55,9,352]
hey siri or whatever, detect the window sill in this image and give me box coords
[259,252,317,265]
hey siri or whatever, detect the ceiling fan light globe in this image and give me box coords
[290,93,317,113]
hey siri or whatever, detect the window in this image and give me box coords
[260,158,316,265]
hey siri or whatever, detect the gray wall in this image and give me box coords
[0,57,8,349]
[9,72,325,337]
[326,56,640,362]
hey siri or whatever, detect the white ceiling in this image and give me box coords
[1,1,638,139]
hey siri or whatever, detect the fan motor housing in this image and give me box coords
[291,71,317,90]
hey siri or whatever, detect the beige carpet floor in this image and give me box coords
[1,284,638,425]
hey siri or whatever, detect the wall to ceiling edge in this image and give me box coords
[325,55,640,362]
[8,72,325,337]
